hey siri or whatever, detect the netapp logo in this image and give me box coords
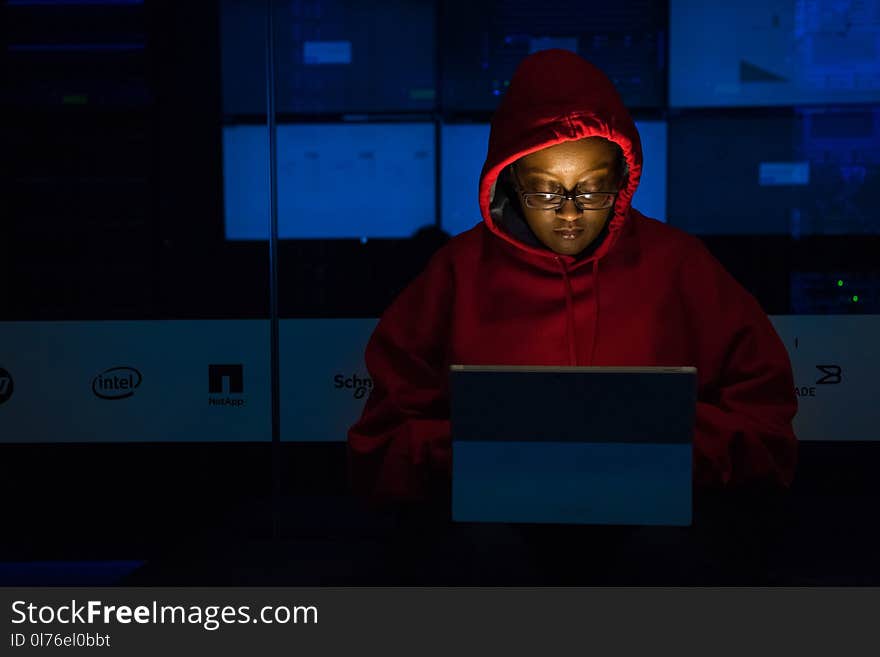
[0,367,13,405]
[334,373,372,400]
[92,366,142,400]
[208,364,246,407]
[795,364,843,397]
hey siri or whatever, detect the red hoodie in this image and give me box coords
[348,49,798,503]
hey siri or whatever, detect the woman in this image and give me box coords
[348,49,797,504]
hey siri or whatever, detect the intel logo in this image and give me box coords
[92,366,142,400]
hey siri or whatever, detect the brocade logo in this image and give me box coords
[0,367,13,405]
[815,365,842,385]
[795,364,844,397]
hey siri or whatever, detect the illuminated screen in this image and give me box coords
[221,0,436,115]
[440,0,666,111]
[668,108,880,235]
[670,0,880,107]
[441,121,667,237]
[223,123,436,239]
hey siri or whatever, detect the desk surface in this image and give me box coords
[3,441,879,586]
[119,492,880,586]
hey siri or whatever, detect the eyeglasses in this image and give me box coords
[511,163,618,211]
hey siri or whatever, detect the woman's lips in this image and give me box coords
[554,228,583,240]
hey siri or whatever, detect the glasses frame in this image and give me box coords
[510,162,619,212]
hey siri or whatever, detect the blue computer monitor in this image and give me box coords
[220,0,436,115]
[441,121,667,237]
[670,0,880,107]
[440,0,666,111]
[223,123,436,239]
[668,107,880,235]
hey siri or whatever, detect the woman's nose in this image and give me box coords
[557,197,582,220]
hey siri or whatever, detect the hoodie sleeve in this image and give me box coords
[679,241,798,488]
[346,247,455,504]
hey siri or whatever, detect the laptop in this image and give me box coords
[449,365,697,526]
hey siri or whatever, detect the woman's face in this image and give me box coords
[512,137,623,256]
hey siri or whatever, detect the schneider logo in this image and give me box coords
[92,366,142,400]
[208,364,246,407]
[0,367,13,405]
[334,373,373,400]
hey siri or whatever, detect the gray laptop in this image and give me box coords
[449,365,697,526]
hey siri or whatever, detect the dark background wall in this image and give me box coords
[2,1,879,578]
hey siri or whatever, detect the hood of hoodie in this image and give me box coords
[479,49,643,271]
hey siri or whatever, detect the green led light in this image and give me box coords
[62,94,88,105]
[408,88,435,100]
[852,295,860,303]
[837,279,844,287]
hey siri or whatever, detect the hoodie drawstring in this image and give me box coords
[556,257,578,366]
[590,259,600,365]
[556,256,601,366]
